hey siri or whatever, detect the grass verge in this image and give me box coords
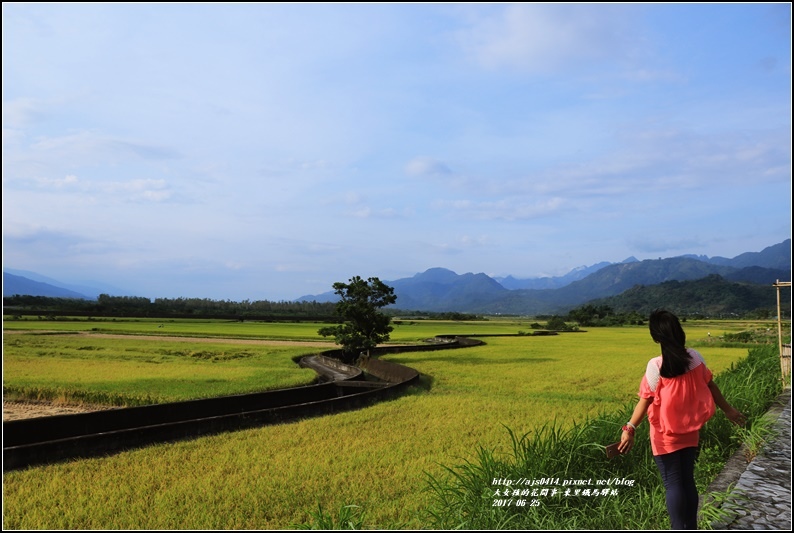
[420,344,783,530]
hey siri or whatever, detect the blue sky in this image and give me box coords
[3,3,791,301]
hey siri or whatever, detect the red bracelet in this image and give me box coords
[622,424,635,436]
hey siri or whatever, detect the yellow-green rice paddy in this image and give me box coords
[2,317,775,529]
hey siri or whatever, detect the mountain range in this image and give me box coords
[4,239,790,315]
[2,269,131,300]
[494,260,629,290]
[297,239,791,315]
[2,272,92,300]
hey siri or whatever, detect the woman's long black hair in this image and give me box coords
[649,309,692,378]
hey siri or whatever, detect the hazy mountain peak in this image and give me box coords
[3,273,90,299]
[412,267,462,284]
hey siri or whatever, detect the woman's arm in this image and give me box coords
[618,397,651,454]
[708,380,746,425]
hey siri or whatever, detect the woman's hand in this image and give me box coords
[708,381,747,427]
[619,397,650,455]
[725,407,746,426]
[618,430,634,454]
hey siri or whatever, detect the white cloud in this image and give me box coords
[33,174,80,189]
[465,127,791,202]
[2,225,115,258]
[3,4,789,301]
[1,97,48,129]
[137,189,172,203]
[349,206,404,219]
[2,130,181,196]
[274,263,322,273]
[459,234,491,248]
[404,156,452,177]
[434,197,565,221]
[117,179,171,203]
[623,68,686,84]
[456,4,634,74]
[110,140,180,161]
[25,132,179,164]
[24,174,173,203]
[626,236,708,254]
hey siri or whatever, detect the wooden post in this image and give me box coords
[774,280,791,379]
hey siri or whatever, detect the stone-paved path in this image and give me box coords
[705,386,791,530]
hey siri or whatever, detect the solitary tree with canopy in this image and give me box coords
[318,276,397,363]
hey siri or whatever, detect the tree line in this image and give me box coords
[3,294,338,320]
[579,274,788,321]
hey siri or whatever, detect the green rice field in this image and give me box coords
[2,316,786,529]
[2,334,319,405]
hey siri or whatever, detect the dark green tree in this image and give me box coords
[318,276,397,362]
[546,315,572,331]
[567,304,614,326]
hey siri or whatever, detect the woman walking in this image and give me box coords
[618,309,745,529]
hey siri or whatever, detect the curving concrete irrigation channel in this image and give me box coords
[3,336,485,472]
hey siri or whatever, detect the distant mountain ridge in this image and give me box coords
[388,269,508,311]
[297,239,791,314]
[3,273,91,300]
[473,259,788,316]
[495,260,626,290]
[3,269,131,300]
[5,240,790,313]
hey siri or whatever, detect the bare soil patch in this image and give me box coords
[3,400,117,421]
